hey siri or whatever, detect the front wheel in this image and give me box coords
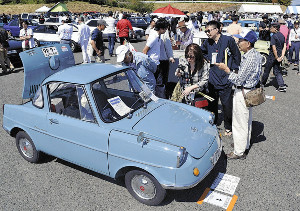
[16,131,40,163]
[125,170,166,206]
[34,38,40,47]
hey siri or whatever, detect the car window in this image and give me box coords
[48,82,95,122]
[136,19,146,24]
[46,25,58,34]
[34,25,46,33]
[92,70,144,123]
[87,20,97,27]
[32,86,44,108]
[10,20,18,26]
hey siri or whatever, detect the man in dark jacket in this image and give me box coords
[261,22,287,92]
[201,20,241,136]
[0,28,14,73]
[91,19,107,63]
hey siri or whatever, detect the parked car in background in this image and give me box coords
[33,23,80,52]
[3,44,222,206]
[3,19,38,37]
[128,17,150,30]
[254,40,270,66]
[7,36,23,67]
[85,19,144,41]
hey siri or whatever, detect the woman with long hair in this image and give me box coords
[175,43,209,100]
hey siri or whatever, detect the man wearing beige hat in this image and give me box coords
[176,20,193,50]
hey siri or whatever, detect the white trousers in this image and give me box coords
[80,40,91,63]
[232,89,253,156]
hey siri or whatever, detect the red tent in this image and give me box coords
[151,4,185,17]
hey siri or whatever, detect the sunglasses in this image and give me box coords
[205,28,216,33]
[186,55,195,59]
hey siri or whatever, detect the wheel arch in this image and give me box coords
[115,166,150,180]
[10,127,24,138]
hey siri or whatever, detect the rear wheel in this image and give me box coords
[261,53,268,66]
[16,131,40,163]
[70,41,77,52]
[125,170,166,206]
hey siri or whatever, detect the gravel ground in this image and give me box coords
[0,40,299,211]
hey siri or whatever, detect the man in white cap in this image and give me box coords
[116,45,157,92]
[77,17,91,63]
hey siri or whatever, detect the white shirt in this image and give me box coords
[289,27,300,45]
[78,23,90,43]
[146,30,161,65]
[19,28,35,49]
[58,23,73,40]
[105,17,116,33]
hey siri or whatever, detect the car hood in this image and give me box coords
[132,103,217,158]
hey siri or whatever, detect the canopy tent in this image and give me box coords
[48,2,68,13]
[35,5,50,13]
[150,4,185,18]
[291,0,300,6]
[238,4,283,14]
[285,6,300,14]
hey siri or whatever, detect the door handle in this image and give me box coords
[49,118,59,124]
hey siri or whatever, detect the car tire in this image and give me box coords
[125,170,166,206]
[261,53,268,66]
[16,131,40,163]
[34,39,40,47]
[70,41,77,53]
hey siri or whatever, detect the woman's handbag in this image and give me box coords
[242,86,266,107]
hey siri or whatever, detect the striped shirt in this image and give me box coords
[228,48,262,89]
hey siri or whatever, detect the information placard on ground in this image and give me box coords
[210,173,240,195]
[203,190,232,209]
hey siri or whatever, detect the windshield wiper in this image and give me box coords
[127,93,147,119]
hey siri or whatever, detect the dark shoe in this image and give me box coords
[227,152,246,160]
[224,129,232,136]
[277,86,286,92]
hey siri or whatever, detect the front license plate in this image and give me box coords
[42,46,59,57]
[211,148,221,165]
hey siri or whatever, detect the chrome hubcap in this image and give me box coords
[19,138,34,158]
[131,174,156,200]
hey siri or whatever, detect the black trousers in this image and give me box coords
[207,83,233,131]
[119,37,129,45]
[155,60,170,98]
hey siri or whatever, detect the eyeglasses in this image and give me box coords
[205,28,216,34]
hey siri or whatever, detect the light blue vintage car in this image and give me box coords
[2,44,222,206]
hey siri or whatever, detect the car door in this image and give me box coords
[45,82,110,175]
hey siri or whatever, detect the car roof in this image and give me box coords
[43,63,127,85]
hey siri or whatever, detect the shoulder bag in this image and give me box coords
[242,86,266,107]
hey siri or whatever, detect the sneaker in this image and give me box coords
[277,86,286,92]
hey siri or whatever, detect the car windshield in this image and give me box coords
[92,68,155,123]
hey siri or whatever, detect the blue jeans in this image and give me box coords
[107,33,116,55]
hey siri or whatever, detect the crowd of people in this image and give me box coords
[1,10,298,160]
